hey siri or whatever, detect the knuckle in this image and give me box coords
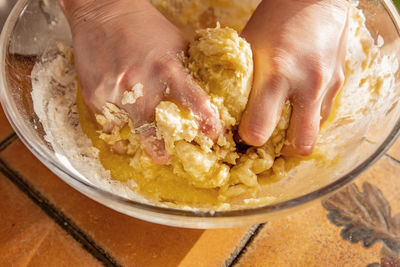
[327,71,345,97]
[261,74,288,98]
[304,62,331,102]
[336,71,345,88]
[153,53,182,78]
[269,74,286,90]
[122,69,141,88]
[309,66,326,89]
[83,81,110,111]
[270,51,293,75]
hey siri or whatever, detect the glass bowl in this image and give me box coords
[1,0,400,228]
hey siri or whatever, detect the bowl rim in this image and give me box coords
[1,0,400,228]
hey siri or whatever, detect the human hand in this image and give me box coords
[239,0,349,156]
[58,0,222,164]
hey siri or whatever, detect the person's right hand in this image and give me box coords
[58,0,222,164]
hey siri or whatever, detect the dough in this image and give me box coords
[85,25,291,205]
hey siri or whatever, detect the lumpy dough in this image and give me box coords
[79,24,291,206]
[28,0,396,209]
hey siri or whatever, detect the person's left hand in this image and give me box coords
[239,0,349,156]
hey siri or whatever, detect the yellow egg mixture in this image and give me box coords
[77,25,298,208]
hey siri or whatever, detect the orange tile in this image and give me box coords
[0,140,252,266]
[236,156,400,266]
[178,228,257,267]
[387,136,400,162]
[0,173,100,266]
[26,228,102,267]
[0,107,13,142]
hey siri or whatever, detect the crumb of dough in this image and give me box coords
[121,83,144,105]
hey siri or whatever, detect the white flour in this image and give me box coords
[31,46,148,202]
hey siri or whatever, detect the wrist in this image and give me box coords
[58,0,148,30]
[278,0,349,6]
[57,0,95,16]
[290,0,350,11]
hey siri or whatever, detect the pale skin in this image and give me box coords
[239,0,349,156]
[58,0,349,163]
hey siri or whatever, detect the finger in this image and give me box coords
[166,64,222,141]
[239,74,288,146]
[118,73,164,127]
[321,13,347,122]
[139,126,170,165]
[120,83,169,164]
[104,75,169,164]
[321,3,348,122]
[281,99,322,157]
[321,72,345,122]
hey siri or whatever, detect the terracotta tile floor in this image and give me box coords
[2,105,400,266]
[0,173,100,266]
[0,108,13,144]
[0,139,254,267]
[388,137,400,161]
[236,156,400,267]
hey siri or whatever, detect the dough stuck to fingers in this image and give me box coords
[92,24,291,202]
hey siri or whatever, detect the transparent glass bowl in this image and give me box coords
[1,0,400,228]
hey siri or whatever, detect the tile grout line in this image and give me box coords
[0,132,17,152]
[6,131,395,265]
[225,152,400,266]
[385,153,400,165]
[224,224,262,266]
[0,158,121,267]
[226,223,265,267]
[0,132,266,267]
